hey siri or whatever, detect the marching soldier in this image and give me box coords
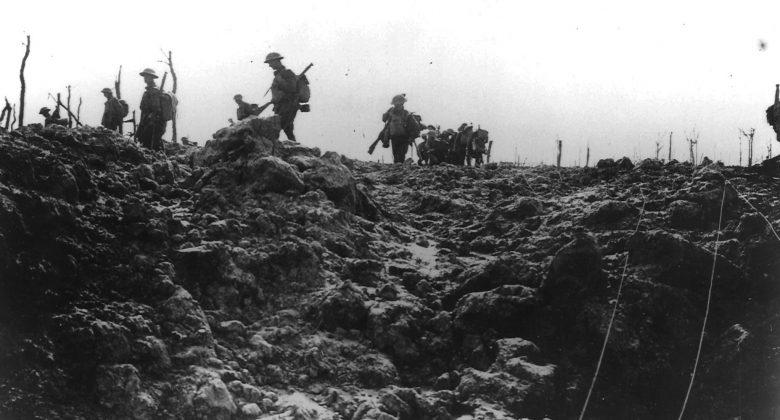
[382,94,419,163]
[100,88,124,131]
[135,68,166,150]
[265,52,299,141]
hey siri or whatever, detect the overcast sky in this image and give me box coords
[2,0,780,166]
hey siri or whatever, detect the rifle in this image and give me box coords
[47,93,82,126]
[264,62,314,98]
[368,110,393,155]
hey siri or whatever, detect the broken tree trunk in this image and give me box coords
[48,93,82,126]
[18,35,30,127]
[0,98,10,127]
[11,104,16,130]
[556,139,562,168]
[668,132,673,162]
[77,97,82,123]
[66,85,72,127]
[114,66,122,100]
[4,98,12,129]
[586,146,590,167]
[160,50,178,143]
[115,66,123,134]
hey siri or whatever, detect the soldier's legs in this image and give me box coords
[390,135,408,163]
[152,121,167,151]
[279,107,298,141]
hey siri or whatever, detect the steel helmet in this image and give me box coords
[233,94,243,100]
[264,52,284,63]
[391,94,407,105]
[101,88,112,94]
[139,68,158,78]
[39,107,50,115]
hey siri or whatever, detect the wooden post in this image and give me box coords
[556,138,562,167]
[48,93,82,126]
[486,140,493,163]
[4,98,11,129]
[66,85,72,127]
[668,132,672,162]
[738,132,742,166]
[77,97,82,123]
[18,35,30,127]
[160,50,178,143]
[586,146,590,167]
[115,65,123,134]
[0,98,10,128]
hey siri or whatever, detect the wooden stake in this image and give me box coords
[668,132,673,162]
[556,138,562,168]
[114,65,122,100]
[586,146,590,167]
[66,85,72,127]
[18,35,30,127]
[115,65,123,134]
[48,93,82,126]
[11,104,16,130]
[4,98,11,129]
[77,97,82,122]
[161,50,179,143]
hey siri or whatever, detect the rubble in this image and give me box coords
[0,121,778,419]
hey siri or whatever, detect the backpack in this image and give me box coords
[160,91,178,122]
[767,104,776,126]
[118,99,129,118]
[297,74,311,103]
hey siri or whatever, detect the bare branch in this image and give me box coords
[18,35,30,127]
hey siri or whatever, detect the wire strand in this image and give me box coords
[725,179,780,241]
[677,183,727,420]
[578,188,647,420]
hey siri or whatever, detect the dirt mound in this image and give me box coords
[0,121,778,419]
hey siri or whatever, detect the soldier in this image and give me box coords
[382,94,418,163]
[264,52,299,141]
[135,68,166,150]
[100,88,124,131]
[39,107,66,127]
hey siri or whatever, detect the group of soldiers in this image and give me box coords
[231,52,307,141]
[36,51,490,165]
[38,51,303,150]
[371,94,491,166]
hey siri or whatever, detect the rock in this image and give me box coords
[635,158,663,171]
[195,117,280,166]
[596,158,615,169]
[668,199,705,229]
[443,257,538,309]
[492,337,541,367]
[159,286,215,349]
[241,403,262,416]
[310,282,369,332]
[616,156,634,170]
[303,151,358,211]
[627,229,744,293]
[95,364,141,409]
[585,200,638,226]
[217,320,247,337]
[452,285,540,336]
[366,298,431,364]
[191,378,237,420]
[244,155,305,195]
[540,233,605,299]
[355,353,400,388]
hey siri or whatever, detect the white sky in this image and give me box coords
[2,0,780,166]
